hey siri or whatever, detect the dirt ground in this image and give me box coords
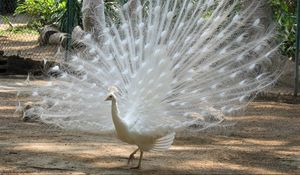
[0,15,57,61]
[0,78,299,175]
[0,33,57,61]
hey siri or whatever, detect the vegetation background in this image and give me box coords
[0,0,296,59]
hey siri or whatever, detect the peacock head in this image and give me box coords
[105,86,118,101]
[105,93,116,101]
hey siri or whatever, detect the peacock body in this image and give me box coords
[26,0,283,168]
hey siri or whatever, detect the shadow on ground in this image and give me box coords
[0,78,299,174]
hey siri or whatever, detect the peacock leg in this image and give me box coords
[127,148,139,165]
[131,150,143,169]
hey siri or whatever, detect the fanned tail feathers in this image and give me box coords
[25,0,284,133]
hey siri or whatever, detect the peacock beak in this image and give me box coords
[104,97,109,101]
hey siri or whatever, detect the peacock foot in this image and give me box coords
[130,165,141,169]
[127,148,139,165]
[127,154,135,165]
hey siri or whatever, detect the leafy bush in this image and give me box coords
[15,0,67,29]
[269,0,296,59]
[15,0,85,33]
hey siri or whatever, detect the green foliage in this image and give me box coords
[14,0,84,33]
[13,0,130,32]
[0,27,38,35]
[269,0,296,59]
[15,0,67,29]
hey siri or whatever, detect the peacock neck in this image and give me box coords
[111,98,126,129]
[110,98,133,144]
[111,99,119,118]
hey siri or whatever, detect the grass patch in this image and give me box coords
[0,26,39,36]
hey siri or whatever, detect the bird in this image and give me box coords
[26,0,284,169]
[104,87,175,169]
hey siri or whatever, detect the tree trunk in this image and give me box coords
[82,0,105,43]
[241,0,273,27]
[39,0,105,48]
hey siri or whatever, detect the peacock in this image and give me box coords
[25,0,284,169]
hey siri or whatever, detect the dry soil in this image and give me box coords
[0,78,299,174]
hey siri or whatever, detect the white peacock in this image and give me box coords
[26,0,283,169]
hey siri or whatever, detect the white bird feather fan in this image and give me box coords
[26,0,283,168]
[28,0,283,134]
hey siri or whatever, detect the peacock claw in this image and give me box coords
[130,166,141,169]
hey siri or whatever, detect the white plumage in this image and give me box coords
[105,88,175,168]
[26,0,283,169]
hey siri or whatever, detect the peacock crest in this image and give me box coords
[108,86,119,94]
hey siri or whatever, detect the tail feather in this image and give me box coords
[151,132,176,152]
[24,0,284,133]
